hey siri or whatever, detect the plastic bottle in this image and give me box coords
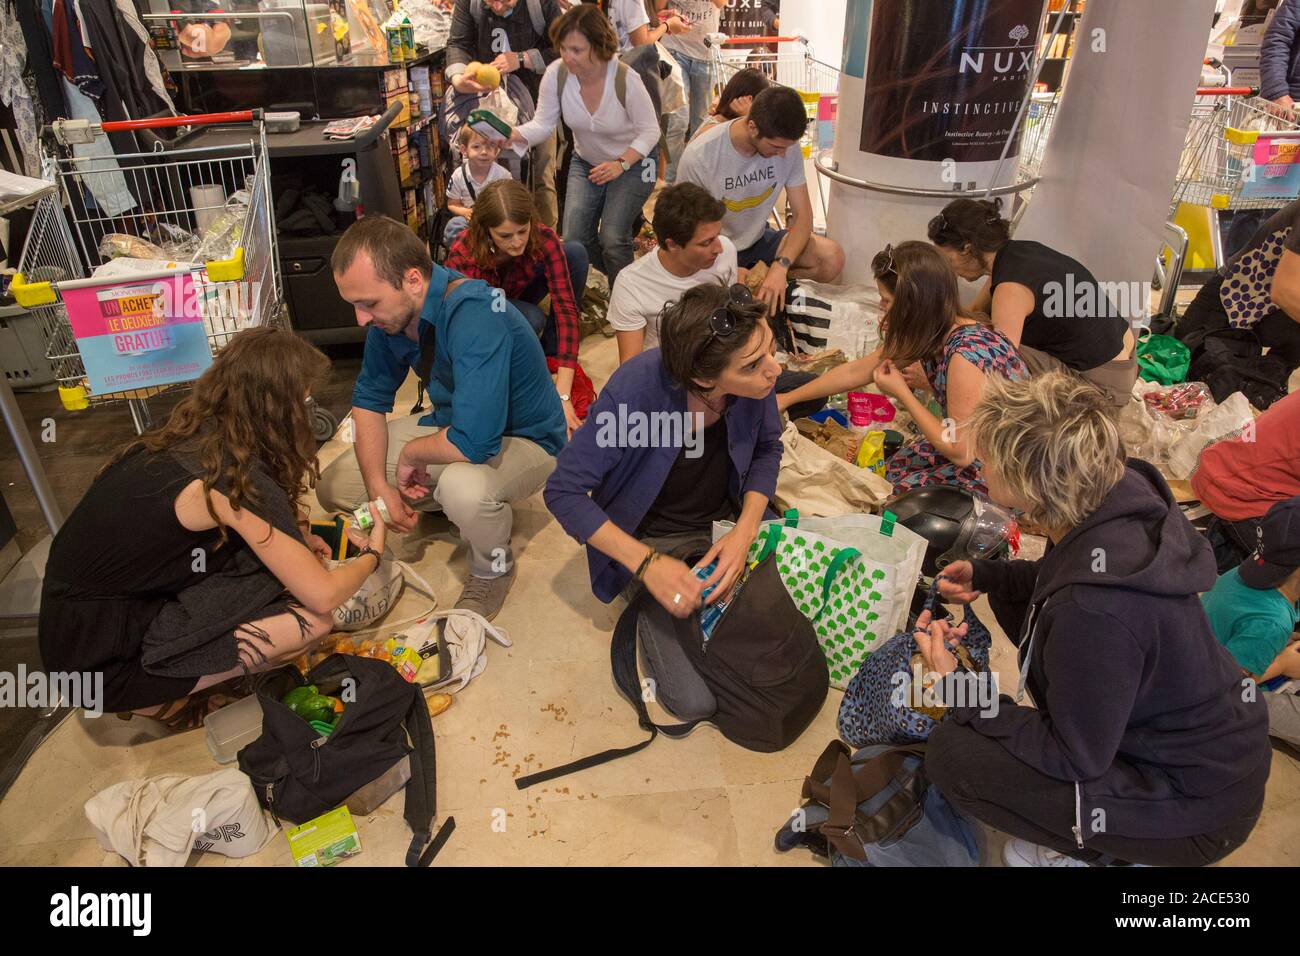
[352,497,390,532]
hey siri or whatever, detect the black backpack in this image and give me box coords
[1183,326,1289,411]
[237,654,454,867]
[517,553,829,788]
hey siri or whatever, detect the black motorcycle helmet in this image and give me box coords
[887,485,1018,578]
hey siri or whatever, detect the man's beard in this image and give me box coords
[382,299,421,335]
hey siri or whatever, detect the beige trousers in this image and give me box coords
[1018,344,1140,410]
[317,413,556,577]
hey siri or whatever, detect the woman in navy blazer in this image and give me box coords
[545,283,784,619]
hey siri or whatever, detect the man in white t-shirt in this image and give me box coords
[608,182,739,363]
[607,181,827,417]
[677,84,845,318]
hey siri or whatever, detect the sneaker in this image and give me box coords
[454,567,516,622]
[1002,838,1089,867]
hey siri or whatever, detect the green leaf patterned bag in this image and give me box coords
[714,511,927,690]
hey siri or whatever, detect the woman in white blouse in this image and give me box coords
[510,3,661,284]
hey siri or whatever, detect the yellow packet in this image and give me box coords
[855,430,887,476]
[385,638,421,682]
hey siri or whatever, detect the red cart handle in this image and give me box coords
[1196,87,1262,96]
[99,110,262,133]
[719,35,803,45]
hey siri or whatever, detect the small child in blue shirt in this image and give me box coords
[1202,497,1300,747]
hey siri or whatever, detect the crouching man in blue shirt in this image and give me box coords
[318,216,566,620]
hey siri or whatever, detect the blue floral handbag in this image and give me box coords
[837,579,993,748]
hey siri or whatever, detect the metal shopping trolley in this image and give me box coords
[8,111,321,435]
[1015,91,1062,191]
[705,34,840,223]
[706,33,840,102]
[1173,87,1300,211]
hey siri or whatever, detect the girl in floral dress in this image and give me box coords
[778,241,1027,497]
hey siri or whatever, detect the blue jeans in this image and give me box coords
[563,151,656,285]
[665,50,713,182]
[673,50,713,139]
[509,239,589,357]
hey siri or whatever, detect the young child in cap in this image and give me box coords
[1202,496,1300,747]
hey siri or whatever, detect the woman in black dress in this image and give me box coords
[928,198,1138,409]
[39,328,386,728]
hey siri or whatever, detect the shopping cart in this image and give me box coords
[1015,92,1062,188]
[10,111,293,434]
[1172,87,1300,210]
[707,34,840,103]
[705,34,840,222]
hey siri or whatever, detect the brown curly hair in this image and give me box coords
[462,179,545,266]
[105,327,331,545]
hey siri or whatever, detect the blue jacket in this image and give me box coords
[1261,0,1300,101]
[351,265,566,463]
[960,460,1270,841]
[544,350,784,603]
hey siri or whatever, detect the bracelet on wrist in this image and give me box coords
[634,549,659,581]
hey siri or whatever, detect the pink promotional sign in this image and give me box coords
[61,273,213,395]
[1242,133,1300,201]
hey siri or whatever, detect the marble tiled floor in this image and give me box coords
[2,331,1298,866]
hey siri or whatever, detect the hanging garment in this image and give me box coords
[77,0,176,124]
[61,77,137,217]
[112,0,177,116]
[16,0,68,125]
[53,0,105,101]
[0,5,41,175]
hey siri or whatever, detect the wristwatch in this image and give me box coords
[619,158,632,173]
[777,255,793,269]
[559,393,571,403]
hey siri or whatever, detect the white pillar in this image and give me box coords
[827,0,1048,284]
[1014,0,1217,322]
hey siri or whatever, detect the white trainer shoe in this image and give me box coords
[1002,838,1090,867]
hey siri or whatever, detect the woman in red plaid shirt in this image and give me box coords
[445,180,589,437]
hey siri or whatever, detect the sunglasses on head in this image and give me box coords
[880,243,897,277]
[687,283,757,366]
[707,283,756,336]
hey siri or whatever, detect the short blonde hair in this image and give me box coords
[968,372,1126,532]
